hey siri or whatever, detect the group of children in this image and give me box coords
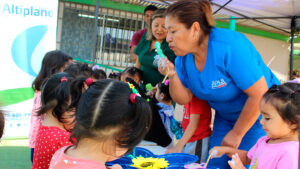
[27,50,152,169]
[0,49,297,169]
[25,49,215,169]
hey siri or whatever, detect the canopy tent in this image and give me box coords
[119,0,300,34]
[107,0,300,79]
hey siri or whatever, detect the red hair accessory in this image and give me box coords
[130,93,137,104]
[85,78,93,87]
[61,77,68,82]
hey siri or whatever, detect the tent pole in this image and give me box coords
[92,0,100,66]
[211,2,290,34]
[289,17,295,80]
[229,16,236,31]
[213,0,232,15]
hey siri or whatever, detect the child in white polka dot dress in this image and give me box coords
[29,50,72,163]
[49,79,152,169]
[32,72,74,169]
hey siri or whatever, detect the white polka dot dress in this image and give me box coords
[32,125,72,169]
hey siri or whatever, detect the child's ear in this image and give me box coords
[289,123,298,131]
[161,93,166,100]
[133,76,140,84]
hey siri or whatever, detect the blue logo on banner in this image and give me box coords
[11,25,47,76]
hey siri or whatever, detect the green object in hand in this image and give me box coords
[146,83,153,92]
[155,42,166,59]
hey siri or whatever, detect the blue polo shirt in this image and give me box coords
[175,27,280,121]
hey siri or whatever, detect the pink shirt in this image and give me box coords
[32,125,72,169]
[247,136,299,169]
[50,146,107,169]
[130,28,147,47]
[29,91,43,148]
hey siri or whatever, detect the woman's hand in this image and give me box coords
[228,153,246,169]
[221,130,243,149]
[158,58,176,78]
[146,86,157,98]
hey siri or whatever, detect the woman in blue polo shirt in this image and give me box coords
[159,1,280,168]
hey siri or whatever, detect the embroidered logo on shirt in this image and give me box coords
[211,78,227,89]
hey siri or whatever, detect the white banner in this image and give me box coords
[0,0,58,138]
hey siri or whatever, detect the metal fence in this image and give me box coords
[57,1,145,68]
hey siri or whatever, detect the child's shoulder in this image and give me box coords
[257,136,269,142]
[50,146,106,169]
[39,125,70,138]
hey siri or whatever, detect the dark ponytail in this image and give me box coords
[38,72,73,123]
[70,76,88,109]
[125,78,172,147]
[71,80,152,152]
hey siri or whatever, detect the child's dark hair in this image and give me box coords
[263,82,300,168]
[38,72,73,123]
[157,80,172,102]
[64,63,93,78]
[0,110,4,139]
[71,80,152,153]
[263,83,300,132]
[121,67,143,81]
[125,78,172,147]
[92,69,107,80]
[144,5,158,13]
[69,76,93,109]
[32,50,72,91]
[108,72,120,80]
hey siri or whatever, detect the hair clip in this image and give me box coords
[127,82,141,97]
[92,65,101,71]
[85,78,93,87]
[61,77,68,82]
[164,79,170,86]
[130,93,137,104]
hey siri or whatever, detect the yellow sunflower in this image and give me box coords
[131,156,169,169]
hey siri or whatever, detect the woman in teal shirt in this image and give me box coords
[135,9,176,87]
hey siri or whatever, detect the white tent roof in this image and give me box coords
[120,0,300,35]
[209,0,300,35]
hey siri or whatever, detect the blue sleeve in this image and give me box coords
[224,33,264,91]
[175,56,189,88]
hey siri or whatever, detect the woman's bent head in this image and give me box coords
[165,0,214,56]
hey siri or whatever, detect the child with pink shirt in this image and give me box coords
[210,82,300,169]
[29,50,72,162]
[32,72,74,169]
[49,80,152,169]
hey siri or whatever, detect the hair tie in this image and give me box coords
[85,78,93,87]
[130,93,137,104]
[164,79,170,86]
[61,77,68,83]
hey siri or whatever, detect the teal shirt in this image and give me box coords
[135,32,176,86]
